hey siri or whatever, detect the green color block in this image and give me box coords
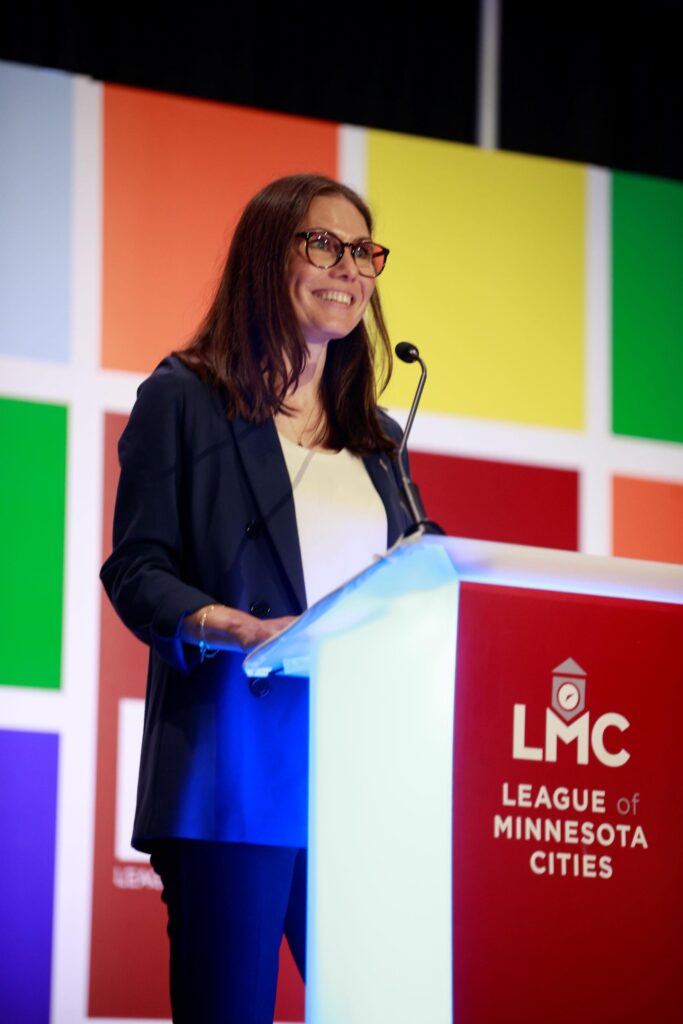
[0,397,67,688]
[612,172,683,443]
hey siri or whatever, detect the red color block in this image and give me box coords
[411,450,579,550]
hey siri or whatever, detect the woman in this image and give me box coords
[101,173,411,1023]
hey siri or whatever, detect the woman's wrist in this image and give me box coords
[182,604,258,653]
[197,604,217,661]
[182,603,297,654]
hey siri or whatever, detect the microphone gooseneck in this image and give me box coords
[394,342,444,538]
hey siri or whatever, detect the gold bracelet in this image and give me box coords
[198,604,217,662]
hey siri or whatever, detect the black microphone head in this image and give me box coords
[395,341,420,364]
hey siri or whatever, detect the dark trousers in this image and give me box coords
[150,840,307,1024]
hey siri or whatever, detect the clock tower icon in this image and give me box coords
[551,657,587,721]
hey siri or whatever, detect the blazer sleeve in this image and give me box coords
[100,361,216,672]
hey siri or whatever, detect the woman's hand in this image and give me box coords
[182,604,297,653]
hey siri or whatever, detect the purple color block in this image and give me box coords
[0,729,59,1024]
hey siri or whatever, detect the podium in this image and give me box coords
[244,536,683,1024]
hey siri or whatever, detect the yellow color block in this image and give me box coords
[368,133,585,428]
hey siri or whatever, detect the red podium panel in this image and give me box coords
[453,582,683,1024]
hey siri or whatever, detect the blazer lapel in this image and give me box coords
[362,449,409,547]
[231,416,307,613]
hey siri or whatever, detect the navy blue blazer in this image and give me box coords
[101,355,411,849]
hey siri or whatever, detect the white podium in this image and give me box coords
[244,536,683,1024]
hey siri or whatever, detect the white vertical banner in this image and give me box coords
[115,698,147,863]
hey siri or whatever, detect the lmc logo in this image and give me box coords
[513,658,630,768]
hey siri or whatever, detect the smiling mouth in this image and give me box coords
[313,290,353,306]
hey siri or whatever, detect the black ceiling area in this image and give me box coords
[500,3,683,182]
[1,1,681,182]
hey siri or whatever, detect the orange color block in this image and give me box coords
[613,475,683,565]
[101,85,338,373]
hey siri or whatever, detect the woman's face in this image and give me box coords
[289,194,376,349]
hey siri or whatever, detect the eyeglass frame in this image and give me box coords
[294,230,390,278]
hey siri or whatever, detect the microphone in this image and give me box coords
[394,342,444,537]
[395,341,419,363]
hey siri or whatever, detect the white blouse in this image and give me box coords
[278,432,388,608]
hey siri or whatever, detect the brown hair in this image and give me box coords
[177,173,397,455]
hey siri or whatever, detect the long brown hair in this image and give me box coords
[177,173,397,455]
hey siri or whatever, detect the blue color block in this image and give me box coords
[0,729,59,1023]
[0,61,72,363]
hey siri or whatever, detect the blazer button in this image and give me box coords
[245,519,263,538]
[249,599,270,619]
[249,678,272,698]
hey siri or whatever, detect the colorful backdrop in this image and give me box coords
[1,59,682,1023]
